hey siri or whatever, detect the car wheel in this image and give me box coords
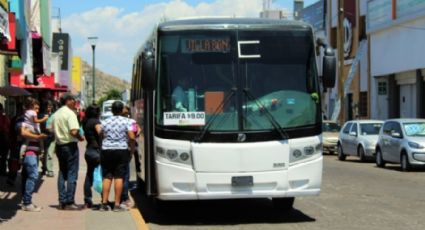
[337,144,346,161]
[401,153,411,172]
[272,197,295,211]
[376,148,385,168]
[358,146,366,162]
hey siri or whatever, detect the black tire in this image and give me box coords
[358,146,366,162]
[272,197,295,211]
[376,148,385,168]
[401,153,411,172]
[337,144,346,161]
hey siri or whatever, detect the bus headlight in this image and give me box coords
[156,147,193,168]
[290,144,321,165]
[166,150,178,160]
[293,149,302,158]
[156,147,165,157]
[315,143,323,151]
[180,152,190,161]
[304,146,314,155]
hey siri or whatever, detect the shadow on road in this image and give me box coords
[374,165,425,172]
[130,186,315,226]
[0,173,44,223]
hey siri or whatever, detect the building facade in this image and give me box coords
[0,0,71,116]
[367,0,425,119]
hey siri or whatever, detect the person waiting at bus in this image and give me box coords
[100,101,136,212]
[82,105,102,209]
[171,77,189,112]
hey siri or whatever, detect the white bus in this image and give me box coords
[131,18,336,209]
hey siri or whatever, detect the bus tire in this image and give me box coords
[272,197,295,211]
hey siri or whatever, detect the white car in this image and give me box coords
[337,120,383,162]
[322,120,341,154]
[375,119,425,171]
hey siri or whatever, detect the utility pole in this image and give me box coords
[337,0,345,124]
[88,36,98,105]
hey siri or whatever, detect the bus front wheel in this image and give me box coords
[272,197,295,211]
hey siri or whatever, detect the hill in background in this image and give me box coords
[81,60,131,102]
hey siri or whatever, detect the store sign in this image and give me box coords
[52,33,69,70]
[0,5,10,41]
[0,0,8,11]
[343,18,353,58]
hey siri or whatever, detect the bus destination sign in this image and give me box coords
[183,38,230,53]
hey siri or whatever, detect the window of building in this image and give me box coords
[330,27,337,49]
[378,82,387,95]
[358,16,366,40]
[359,91,368,117]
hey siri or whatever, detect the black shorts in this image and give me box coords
[100,149,129,179]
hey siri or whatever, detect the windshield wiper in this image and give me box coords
[194,87,237,143]
[243,88,289,140]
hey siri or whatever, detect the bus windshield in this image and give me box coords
[156,29,319,132]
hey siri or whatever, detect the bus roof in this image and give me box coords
[158,17,312,31]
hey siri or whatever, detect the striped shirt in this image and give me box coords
[20,122,41,153]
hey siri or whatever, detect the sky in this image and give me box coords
[52,0,318,82]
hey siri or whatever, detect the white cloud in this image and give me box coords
[61,0,268,81]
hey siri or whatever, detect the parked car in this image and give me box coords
[322,120,341,154]
[337,120,383,162]
[101,99,125,120]
[375,119,425,171]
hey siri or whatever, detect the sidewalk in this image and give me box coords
[0,142,143,230]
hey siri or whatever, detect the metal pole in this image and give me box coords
[337,0,345,124]
[92,45,96,105]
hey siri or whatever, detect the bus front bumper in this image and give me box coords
[155,156,322,200]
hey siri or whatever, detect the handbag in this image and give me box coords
[86,148,100,164]
[93,165,103,194]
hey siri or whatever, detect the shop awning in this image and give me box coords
[10,73,68,92]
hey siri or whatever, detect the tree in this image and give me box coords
[96,89,122,106]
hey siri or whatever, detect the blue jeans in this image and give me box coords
[56,142,79,205]
[22,155,39,205]
[84,147,100,204]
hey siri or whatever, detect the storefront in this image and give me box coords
[9,73,67,114]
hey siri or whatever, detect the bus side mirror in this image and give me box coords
[322,47,336,88]
[141,51,155,91]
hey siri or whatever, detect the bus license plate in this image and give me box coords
[231,176,253,187]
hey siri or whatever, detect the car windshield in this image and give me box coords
[323,122,340,132]
[360,123,382,135]
[403,122,425,137]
